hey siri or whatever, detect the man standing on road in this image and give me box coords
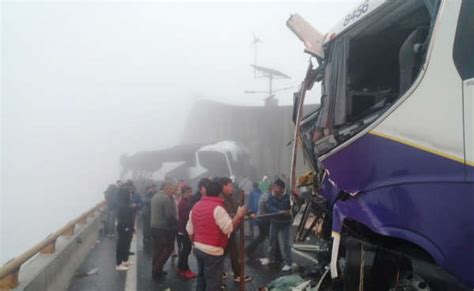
[177,185,197,279]
[267,178,294,271]
[218,177,252,283]
[142,184,157,250]
[186,181,247,291]
[150,179,178,279]
[246,182,271,259]
[115,180,135,271]
[103,183,118,237]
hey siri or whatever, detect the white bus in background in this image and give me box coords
[121,140,256,187]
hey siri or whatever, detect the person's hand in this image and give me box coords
[250,213,257,220]
[236,206,247,219]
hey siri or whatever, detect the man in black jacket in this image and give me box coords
[115,180,135,271]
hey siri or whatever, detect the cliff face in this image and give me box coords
[181,99,317,180]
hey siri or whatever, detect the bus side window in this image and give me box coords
[453,0,474,80]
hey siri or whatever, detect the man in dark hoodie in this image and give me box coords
[266,178,294,272]
[115,180,135,271]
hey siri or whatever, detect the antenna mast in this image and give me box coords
[246,34,292,106]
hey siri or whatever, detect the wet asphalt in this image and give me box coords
[68,220,326,291]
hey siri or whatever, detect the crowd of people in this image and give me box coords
[103,174,295,291]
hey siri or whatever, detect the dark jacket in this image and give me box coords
[221,186,243,218]
[189,191,202,209]
[116,187,134,228]
[104,185,118,210]
[131,192,143,212]
[177,196,192,234]
[266,193,291,225]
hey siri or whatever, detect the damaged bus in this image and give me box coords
[287,0,473,290]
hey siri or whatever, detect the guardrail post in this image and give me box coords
[0,201,104,290]
[62,225,75,237]
[78,215,88,225]
[40,239,57,254]
[0,268,19,289]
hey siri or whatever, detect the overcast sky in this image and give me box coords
[0,0,359,263]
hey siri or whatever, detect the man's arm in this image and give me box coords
[214,206,246,235]
[186,210,194,242]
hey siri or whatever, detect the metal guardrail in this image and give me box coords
[0,201,105,289]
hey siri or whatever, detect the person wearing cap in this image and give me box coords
[186,181,247,291]
[150,179,178,279]
[266,178,295,272]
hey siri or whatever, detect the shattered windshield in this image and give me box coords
[303,0,439,159]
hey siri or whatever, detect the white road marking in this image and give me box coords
[125,234,137,291]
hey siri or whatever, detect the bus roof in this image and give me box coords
[324,0,388,44]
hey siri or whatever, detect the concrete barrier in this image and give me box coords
[13,211,103,291]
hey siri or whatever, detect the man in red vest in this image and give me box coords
[186,181,246,291]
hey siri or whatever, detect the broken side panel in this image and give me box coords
[287,13,325,59]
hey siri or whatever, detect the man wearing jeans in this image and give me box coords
[186,181,246,291]
[266,178,294,272]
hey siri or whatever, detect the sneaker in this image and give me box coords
[233,275,252,283]
[281,264,294,272]
[123,261,132,267]
[183,270,196,279]
[115,264,129,271]
[222,272,229,279]
[259,258,271,265]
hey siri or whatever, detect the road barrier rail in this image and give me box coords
[0,201,105,289]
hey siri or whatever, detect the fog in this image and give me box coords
[1,0,358,263]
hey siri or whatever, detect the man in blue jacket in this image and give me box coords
[266,178,294,271]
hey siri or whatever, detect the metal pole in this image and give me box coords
[290,62,313,215]
[239,190,245,291]
[269,76,273,97]
[244,210,290,220]
[254,44,257,78]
